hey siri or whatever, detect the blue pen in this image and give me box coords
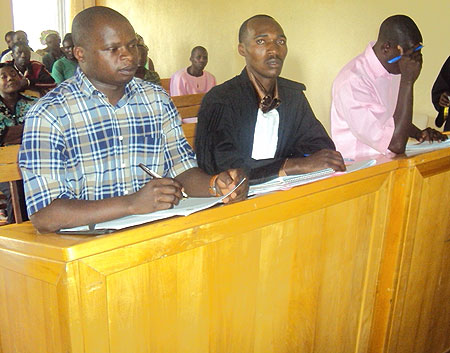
[387,44,423,64]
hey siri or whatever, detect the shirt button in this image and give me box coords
[121,163,126,168]
[124,190,129,195]
[119,136,123,141]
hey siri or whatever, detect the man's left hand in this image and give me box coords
[216,168,248,203]
[415,127,448,143]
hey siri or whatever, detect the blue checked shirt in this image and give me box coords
[19,68,197,216]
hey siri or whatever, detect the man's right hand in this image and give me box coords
[398,45,422,84]
[439,92,450,108]
[128,178,184,214]
[283,149,346,175]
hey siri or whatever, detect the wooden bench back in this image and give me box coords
[160,78,170,95]
[171,93,205,121]
[181,123,197,150]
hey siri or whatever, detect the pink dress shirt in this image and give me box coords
[170,67,216,96]
[331,42,401,159]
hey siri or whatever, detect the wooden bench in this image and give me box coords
[160,78,170,95]
[181,123,196,150]
[0,145,24,223]
[171,93,204,122]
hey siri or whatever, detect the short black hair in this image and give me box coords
[4,31,14,40]
[63,33,73,43]
[238,14,275,43]
[378,15,422,47]
[190,46,207,57]
[11,42,30,54]
[0,62,15,70]
[72,6,131,47]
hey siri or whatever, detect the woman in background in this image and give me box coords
[0,63,36,224]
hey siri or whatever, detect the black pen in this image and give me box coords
[139,163,188,198]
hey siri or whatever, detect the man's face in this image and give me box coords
[46,34,61,51]
[190,49,208,72]
[5,34,14,49]
[13,31,28,45]
[12,45,31,69]
[62,39,74,60]
[74,19,138,89]
[0,66,21,94]
[238,18,287,82]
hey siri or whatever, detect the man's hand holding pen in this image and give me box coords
[212,168,248,203]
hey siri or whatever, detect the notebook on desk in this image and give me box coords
[248,159,376,196]
[59,178,246,234]
[405,138,450,156]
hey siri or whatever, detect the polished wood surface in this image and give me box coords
[172,93,204,122]
[160,78,170,94]
[182,122,196,149]
[0,148,449,353]
[0,145,23,223]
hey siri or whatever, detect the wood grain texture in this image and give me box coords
[0,148,449,352]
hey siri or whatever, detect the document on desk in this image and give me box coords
[59,178,246,234]
[405,138,450,156]
[248,159,376,196]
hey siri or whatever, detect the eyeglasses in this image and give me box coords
[388,43,423,64]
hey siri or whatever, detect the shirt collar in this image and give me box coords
[246,66,281,113]
[365,41,394,79]
[75,66,139,103]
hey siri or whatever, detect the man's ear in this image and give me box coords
[381,41,392,54]
[238,43,246,57]
[73,46,85,63]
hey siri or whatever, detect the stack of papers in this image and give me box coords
[248,159,376,196]
[405,139,450,156]
[59,178,246,234]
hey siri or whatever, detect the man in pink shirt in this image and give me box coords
[170,46,216,96]
[331,15,446,159]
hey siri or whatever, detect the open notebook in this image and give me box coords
[248,159,377,196]
[59,178,246,234]
[405,138,450,156]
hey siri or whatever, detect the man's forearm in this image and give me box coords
[389,80,414,154]
[30,196,134,233]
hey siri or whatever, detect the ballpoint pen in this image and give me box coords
[387,44,423,64]
[139,163,189,198]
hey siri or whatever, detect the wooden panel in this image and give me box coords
[160,78,170,94]
[182,122,196,148]
[0,257,78,353]
[76,172,391,352]
[0,145,21,182]
[386,165,450,353]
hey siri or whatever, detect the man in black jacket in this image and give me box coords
[195,15,345,182]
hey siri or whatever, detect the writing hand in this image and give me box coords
[128,178,184,214]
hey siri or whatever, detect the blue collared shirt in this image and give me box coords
[19,67,197,216]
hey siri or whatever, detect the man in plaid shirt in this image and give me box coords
[19,6,247,233]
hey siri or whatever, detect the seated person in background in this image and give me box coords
[170,46,216,96]
[51,33,78,83]
[331,15,446,159]
[1,31,15,61]
[134,34,160,85]
[0,63,37,224]
[431,56,450,131]
[195,15,344,183]
[1,30,42,63]
[42,31,64,72]
[19,6,247,234]
[10,42,56,95]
